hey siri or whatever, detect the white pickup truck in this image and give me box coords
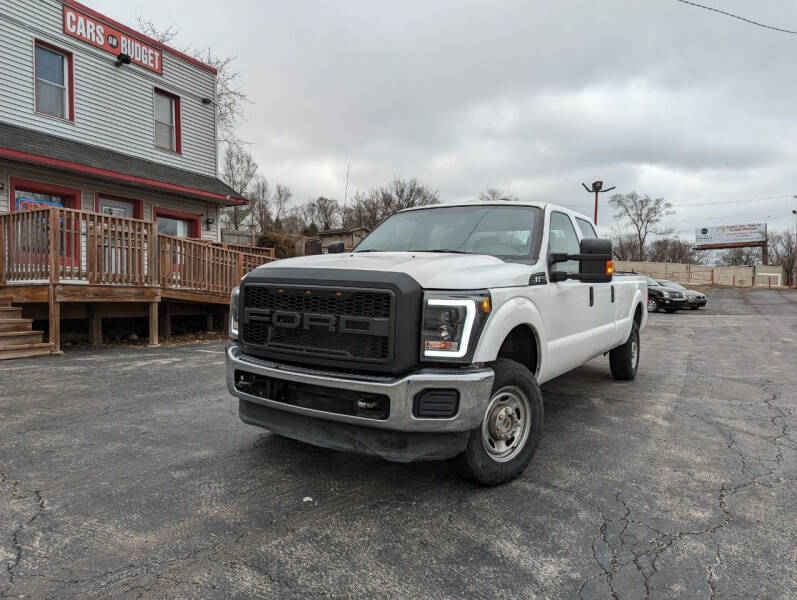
[227,201,647,485]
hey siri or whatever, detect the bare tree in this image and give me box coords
[249,176,272,234]
[767,229,796,281]
[379,177,439,213]
[271,184,293,231]
[136,19,248,151]
[647,236,701,264]
[610,224,642,262]
[720,247,760,266]
[609,192,674,261]
[221,146,257,230]
[309,197,340,231]
[478,187,519,202]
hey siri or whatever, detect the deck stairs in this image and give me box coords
[0,296,52,360]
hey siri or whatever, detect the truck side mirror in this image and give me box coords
[327,241,345,254]
[549,238,614,283]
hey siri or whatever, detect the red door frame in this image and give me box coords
[9,177,82,268]
[152,207,202,280]
[152,206,201,238]
[94,192,144,219]
[10,177,81,211]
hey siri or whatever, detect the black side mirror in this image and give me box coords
[327,241,345,254]
[550,238,613,283]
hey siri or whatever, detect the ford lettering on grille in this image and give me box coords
[241,284,395,363]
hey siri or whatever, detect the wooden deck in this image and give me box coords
[0,207,274,356]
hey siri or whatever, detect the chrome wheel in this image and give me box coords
[647,298,657,312]
[481,386,532,463]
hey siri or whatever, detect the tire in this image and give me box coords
[647,298,658,313]
[454,358,543,486]
[610,321,640,381]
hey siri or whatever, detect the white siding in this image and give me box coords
[0,160,221,242]
[0,0,218,177]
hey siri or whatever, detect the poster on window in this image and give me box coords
[16,196,64,211]
[63,5,163,74]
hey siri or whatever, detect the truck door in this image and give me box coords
[543,211,595,375]
[575,217,616,354]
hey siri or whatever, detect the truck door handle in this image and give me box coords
[611,285,615,303]
[589,286,594,307]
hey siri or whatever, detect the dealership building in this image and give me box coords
[0,0,270,359]
[0,0,245,237]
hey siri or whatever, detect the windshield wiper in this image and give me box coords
[407,249,473,254]
[353,249,383,252]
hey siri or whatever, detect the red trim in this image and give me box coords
[0,147,247,205]
[154,88,181,154]
[10,177,81,211]
[94,192,144,219]
[62,1,217,74]
[34,39,75,122]
[152,206,201,239]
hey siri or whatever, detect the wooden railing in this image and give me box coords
[0,207,274,295]
[212,242,275,259]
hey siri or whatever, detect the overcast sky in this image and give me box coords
[92,0,797,237]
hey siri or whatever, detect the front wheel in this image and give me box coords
[610,322,640,380]
[647,298,658,313]
[454,358,543,486]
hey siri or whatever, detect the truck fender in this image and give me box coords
[472,296,546,377]
[633,288,648,332]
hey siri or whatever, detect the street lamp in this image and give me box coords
[582,181,616,226]
[792,208,797,287]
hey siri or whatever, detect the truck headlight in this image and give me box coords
[421,292,490,360]
[229,286,240,338]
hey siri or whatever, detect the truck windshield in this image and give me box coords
[354,205,541,258]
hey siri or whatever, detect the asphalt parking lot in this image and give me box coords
[2,286,796,599]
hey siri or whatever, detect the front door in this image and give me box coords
[543,210,594,378]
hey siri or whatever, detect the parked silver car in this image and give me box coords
[656,279,707,310]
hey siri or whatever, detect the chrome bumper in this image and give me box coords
[226,344,494,433]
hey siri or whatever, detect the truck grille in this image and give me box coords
[241,285,395,363]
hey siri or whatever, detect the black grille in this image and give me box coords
[244,286,391,318]
[241,285,395,364]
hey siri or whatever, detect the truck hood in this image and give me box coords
[251,252,535,289]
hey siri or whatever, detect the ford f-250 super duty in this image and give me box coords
[227,201,647,485]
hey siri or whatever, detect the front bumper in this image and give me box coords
[686,296,707,307]
[655,297,686,308]
[226,344,495,462]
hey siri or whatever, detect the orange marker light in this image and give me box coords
[305,290,312,295]
[606,260,614,275]
[481,297,491,313]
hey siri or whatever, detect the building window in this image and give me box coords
[153,207,199,238]
[35,42,73,120]
[154,89,181,152]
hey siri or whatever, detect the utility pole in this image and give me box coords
[582,181,616,226]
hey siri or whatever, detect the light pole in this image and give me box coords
[582,181,616,226]
[792,208,797,287]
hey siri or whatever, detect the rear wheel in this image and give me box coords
[610,322,640,380]
[455,358,543,486]
[647,298,658,313]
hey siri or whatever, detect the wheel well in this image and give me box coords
[634,303,643,325]
[497,325,538,376]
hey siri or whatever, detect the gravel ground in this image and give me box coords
[1,286,795,599]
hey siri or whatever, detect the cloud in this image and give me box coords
[93,0,797,234]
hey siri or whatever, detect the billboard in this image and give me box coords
[695,223,766,248]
